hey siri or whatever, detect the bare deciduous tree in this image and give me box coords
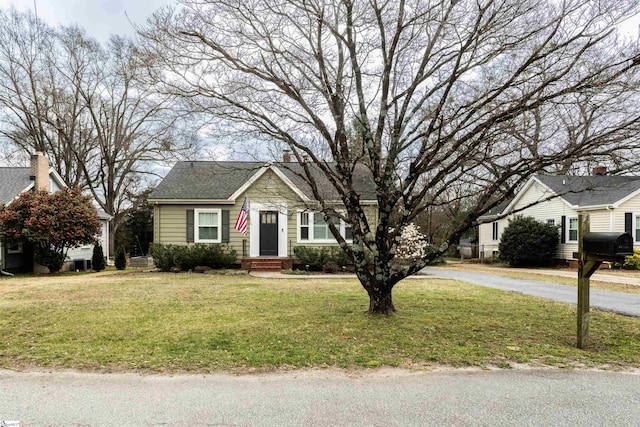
[143,0,640,314]
[0,7,199,251]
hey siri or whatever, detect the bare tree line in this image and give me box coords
[0,7,199,251]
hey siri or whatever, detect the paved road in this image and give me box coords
[422,267,640,317]
[1,368,639,426]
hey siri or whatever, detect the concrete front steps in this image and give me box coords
[240,257,293,272]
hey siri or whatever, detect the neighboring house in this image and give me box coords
[0,152,110,273]
[478,168,640,262]
[66,208,112,270]
[148,159,378,269]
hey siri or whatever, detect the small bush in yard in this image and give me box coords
[115,246,127,270]
[323,261,342,273]
[623,249,640,270]
[294,246,353,271]
[149,243,177,271]
[92,243,105,272]
[294,246,330,271]
[498,216,559,267]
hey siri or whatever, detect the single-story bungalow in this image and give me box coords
[148,157,378,270]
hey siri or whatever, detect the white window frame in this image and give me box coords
[194,208,222,243]
[634,214,640,243]
[568,216,579,242]
[7,242,23,254]
[297,211,352,243]
[491,222,499,241]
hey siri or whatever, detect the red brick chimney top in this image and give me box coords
[283,150,291,163]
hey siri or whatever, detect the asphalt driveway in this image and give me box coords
[422,267,640,317]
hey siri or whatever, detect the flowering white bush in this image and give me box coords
[395,223,430,262]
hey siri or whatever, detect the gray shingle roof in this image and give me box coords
[0,168,31,204]
[536,175,640,206]
[149,162,264,200]
[149,161,377,201]
[483,198,513,217]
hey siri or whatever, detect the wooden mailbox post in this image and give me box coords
[574,214,634,349]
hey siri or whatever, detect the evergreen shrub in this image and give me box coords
[92,243,106,272]
[115,246,127,270]
[498,216,559,267]
[149,244,237,272]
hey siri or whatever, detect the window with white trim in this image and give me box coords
[298,212,352,243]
[635,214,640,243]
[195,209,221,243]
[313,214,331,240]
[492,222,498,241]
[300,212,310,240]
[568,217,579,242]
[7,242,23,254]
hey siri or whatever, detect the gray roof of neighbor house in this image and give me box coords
[481,198,513,217]
[0,167,32,204]
[148,161,378,201]
[536,175,640,207]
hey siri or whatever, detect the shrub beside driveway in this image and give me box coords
[0,270,639,373]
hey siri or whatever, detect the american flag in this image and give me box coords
[234,196,249,235]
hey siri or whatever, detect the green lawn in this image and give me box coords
[1,270,639,373]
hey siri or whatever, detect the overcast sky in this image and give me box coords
[0,0,175,42]
[0,1,638,43]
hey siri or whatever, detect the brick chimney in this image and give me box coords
[283,150,291,163]
[592,165,607,176]
[30,151,49,191]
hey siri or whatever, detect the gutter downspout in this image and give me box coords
[607,206,615,232]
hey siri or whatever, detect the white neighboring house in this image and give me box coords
[478,169,640,263]
[0,152,110,273]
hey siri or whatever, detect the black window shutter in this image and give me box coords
[186,209,194,242]
[561,215,566,244]
[222,210,230,243]
[625,212,633,235]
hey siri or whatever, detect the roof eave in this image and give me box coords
[269,165,312,203]
[573,204,614,211]
[227,166,270,201]
[148,199,236,205]
[612,186,640,208]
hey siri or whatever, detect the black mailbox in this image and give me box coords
[582,232,634,258]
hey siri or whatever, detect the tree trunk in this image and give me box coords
[367,287,397,315]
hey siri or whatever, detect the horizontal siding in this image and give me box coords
[586,210,611,231]
[478,220,506,257]
[511,181,573,220]
[617,195,640,247]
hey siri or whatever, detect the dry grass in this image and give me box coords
[1,270,639,373]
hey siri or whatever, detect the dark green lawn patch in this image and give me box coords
[0,271,639,373]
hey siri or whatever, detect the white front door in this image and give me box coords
[249,202,288,257]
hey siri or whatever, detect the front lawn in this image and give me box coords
[1,271,639,373]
